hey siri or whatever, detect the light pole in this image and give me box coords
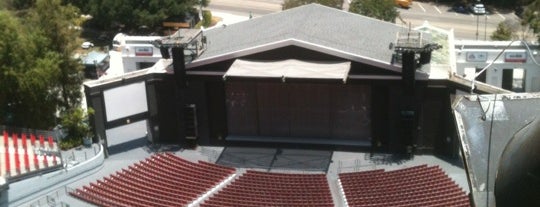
[199,0,203,21]
[476,14,479,40]
[484,14,487,40]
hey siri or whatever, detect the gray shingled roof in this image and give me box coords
[188,4,407,71]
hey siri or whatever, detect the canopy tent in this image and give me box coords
[223,59,351,83]
[81,51,109,65]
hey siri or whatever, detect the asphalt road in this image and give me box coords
[206,0,523,40]
[398,1,521,40]
[207,0,283,16]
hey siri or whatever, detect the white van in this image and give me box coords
[111,33,162,72]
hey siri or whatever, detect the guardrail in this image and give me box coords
[62,144,101,167]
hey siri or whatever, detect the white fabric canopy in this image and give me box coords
[224,59,351,82]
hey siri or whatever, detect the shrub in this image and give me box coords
[491,21,513,40]
[59,107,94,150]
[202,10,212,27]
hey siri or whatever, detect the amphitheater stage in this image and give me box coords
[226,135,371,147]
[216,147,333,172]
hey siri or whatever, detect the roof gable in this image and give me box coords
[190,4,406,72]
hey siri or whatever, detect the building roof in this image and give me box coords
[189,4,408,72]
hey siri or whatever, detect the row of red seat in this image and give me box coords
[154,153,234,181]
[224,184,330,193]
[341,168,450,191]
[343,178,459,198]
[348,195,471,207]
[341,164,432,181]
[339,168,385,178]
[202,196,334,207]
[70,153,236,207]
[69,154,470,207]
[201,170,334,207]
[125,164,207,196]
[106,172,194,202]
[339,165,471,207]
[240,173,328,184]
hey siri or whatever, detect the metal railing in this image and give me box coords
[62,144,101,168]
[336,159,377,174]
[28,187,71,207]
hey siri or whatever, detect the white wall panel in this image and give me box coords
[104,81,148,121]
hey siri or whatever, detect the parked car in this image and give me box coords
[451,3,469,14]
[515,6,524,18]
[395,0,412,8]
[470,3,486,15]
[81,41,94,49]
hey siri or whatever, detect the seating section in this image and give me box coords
[70,154,471,207]
[1,131,61,178]
[70,153,235,207]
[201,170,334,207]
[339,165,471,207]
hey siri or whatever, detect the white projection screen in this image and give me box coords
[103,81,148,121]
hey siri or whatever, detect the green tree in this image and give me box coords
[521,0,540,42]
[0,10,62,128]
[282,0,343,10]
[3,0,36,10]
[201,10,213,27]
[349,0,399,23]
[84,0,209,32]
[491,21,513,40]
[61,0,87,12]
[60,108,94,149]
[0,0,84,129]
[27,0,85,113]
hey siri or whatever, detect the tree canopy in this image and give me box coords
[0,0,84,129]
[521,0,540,42]
[348,0,399,23]
[282,0,343,10]
[77,0,209,32]
[491,21,513,40]
[2,0,36,10]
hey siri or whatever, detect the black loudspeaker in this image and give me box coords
[171,47,186,88]
[401,51,416,94]
[419,51,431,65]
[160,47,170,59]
